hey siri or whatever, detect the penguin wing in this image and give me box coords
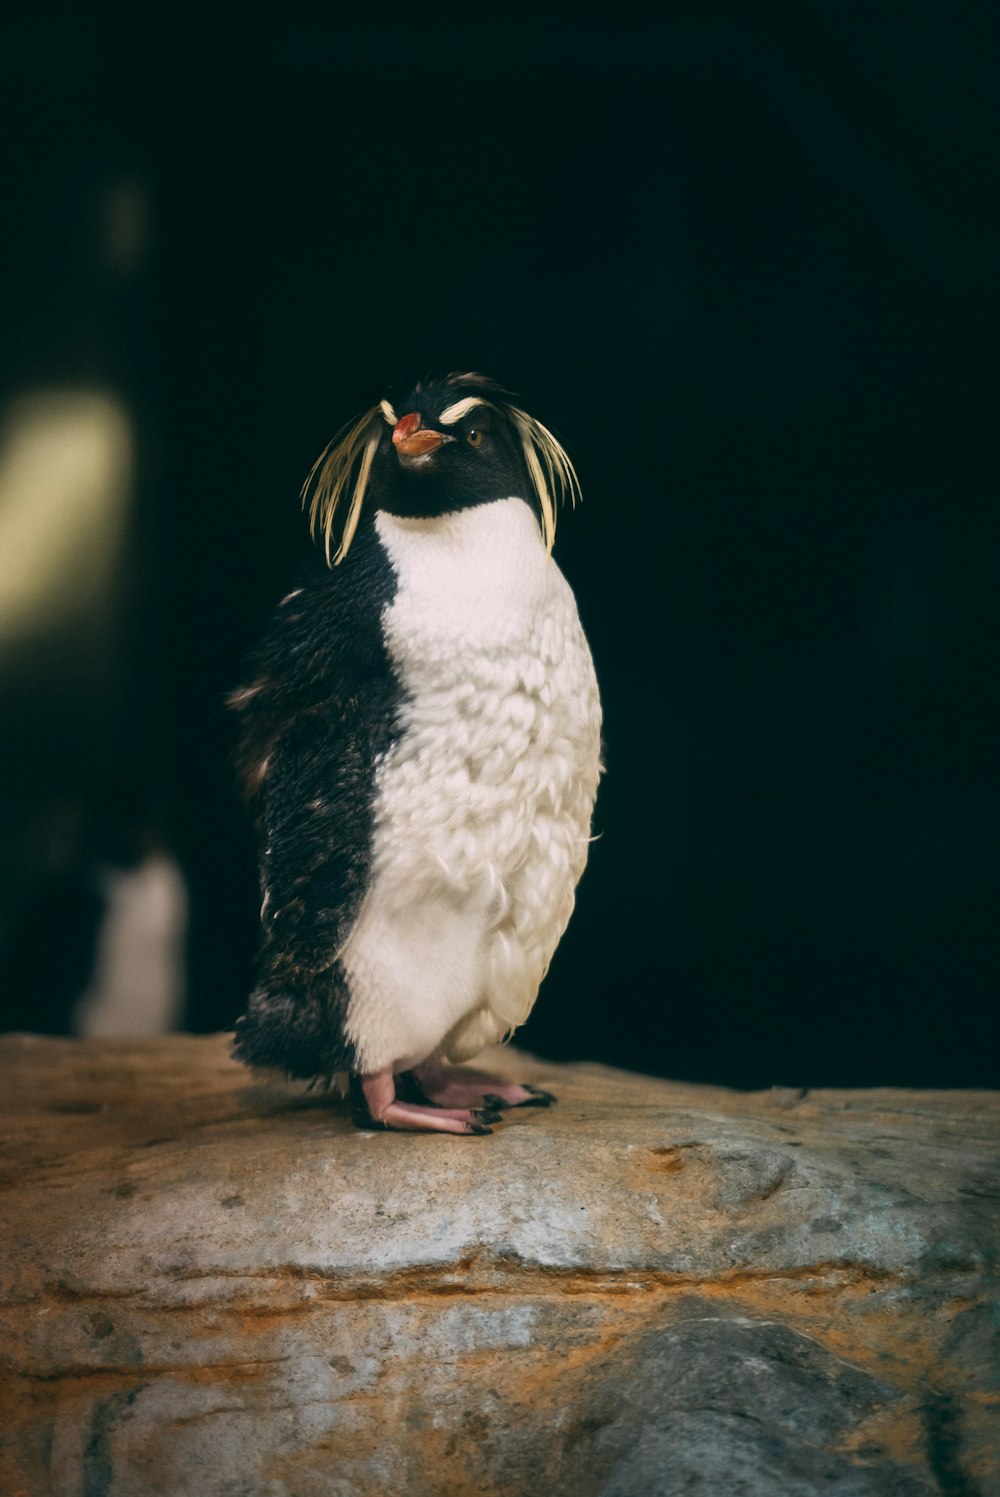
[255,691,389,975]
[231,536,399,977]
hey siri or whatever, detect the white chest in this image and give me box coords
[341,498,601,1072]
[374,499,599,869]
[377,496,556,653]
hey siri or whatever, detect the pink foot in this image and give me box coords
[349,1070,500,1136]
[403,1061,557,1112]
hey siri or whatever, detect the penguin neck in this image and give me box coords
[376,492,538,546]
[374,497,551,645]
[375,495,545,584]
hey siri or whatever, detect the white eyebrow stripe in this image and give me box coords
[379,399,398,425]
[438,396,489,426]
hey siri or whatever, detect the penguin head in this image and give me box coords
[303,373,580,565]
[375,375,531,523]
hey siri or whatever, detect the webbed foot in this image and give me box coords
[402,1063,557,1112]
[350,1071,499,1136]
[483,1085,556,1110]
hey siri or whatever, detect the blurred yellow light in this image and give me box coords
[0,388,133,650]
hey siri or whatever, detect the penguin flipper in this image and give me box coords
[231,710,377,1079]
[233,693,393,1079]
[233,969,355,1080]
[229,531,398,1080]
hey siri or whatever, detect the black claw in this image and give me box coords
[519,1086,557,1108]
[468,1123,493,1136]
[483,1094,513,1111]
[474,1108,503,1124]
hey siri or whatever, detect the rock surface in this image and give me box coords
[0,1034,997,1496]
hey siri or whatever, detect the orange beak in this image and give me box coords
[392,412,451,457]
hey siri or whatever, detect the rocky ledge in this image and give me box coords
[0,1034,997,1496]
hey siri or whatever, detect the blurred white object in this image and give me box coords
[74,853,187,1036]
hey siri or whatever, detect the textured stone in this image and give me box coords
[0,1034,997,1496]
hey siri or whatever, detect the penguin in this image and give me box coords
[230,372,602,1135]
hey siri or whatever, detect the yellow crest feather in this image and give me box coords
[507,405,581,554]
[301,406,381,566]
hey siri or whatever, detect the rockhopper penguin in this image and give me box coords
[230,373,602,1134]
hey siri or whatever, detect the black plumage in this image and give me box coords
[230,518,399,1080]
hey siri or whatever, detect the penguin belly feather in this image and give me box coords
[339,497,602,1074]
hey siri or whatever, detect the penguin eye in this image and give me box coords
[466,429,484,448]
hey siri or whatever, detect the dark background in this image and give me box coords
[1,4,997,1087]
